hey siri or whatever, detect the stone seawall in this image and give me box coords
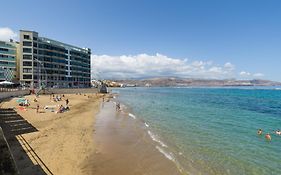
[47,88,98,94]
[0,88,98,101]
[0,90,30,101]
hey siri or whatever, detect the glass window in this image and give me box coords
[23,48,32,53]
[23,41,32,46]
[23,68,32,73]
[23,74,32,79]
[0,48,9,52]
[23,61,32,66]
[23,55,32,60]
[24,35,30,40]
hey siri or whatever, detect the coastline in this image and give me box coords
[0,92,102,175]
[1,91,183,175]
[84,100,182,175]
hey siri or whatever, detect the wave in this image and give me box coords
[144,122,149,127]
[156,146,187,174]
[156,146,175,162]
[147,130,168,148]
[128,113,136,119]
[114,101,187,174]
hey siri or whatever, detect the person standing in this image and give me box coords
[36,104,40,113]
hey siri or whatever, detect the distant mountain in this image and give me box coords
[107,77,281,87]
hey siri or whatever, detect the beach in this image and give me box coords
[2,87,280,175]
[0,92,102,175]
[85,101,181,175]
[0,91,181,175]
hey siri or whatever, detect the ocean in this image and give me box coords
[112,87,281,175]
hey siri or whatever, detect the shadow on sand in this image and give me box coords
[0,108,53,175]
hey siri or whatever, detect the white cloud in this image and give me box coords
[0,27,18,41]
[253,73,264,77]
[224,62,235,71]
[240,71,251,76]
[240,71,265,79]
[91,53,237,79]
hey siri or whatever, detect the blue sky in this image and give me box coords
[1,0,281,81]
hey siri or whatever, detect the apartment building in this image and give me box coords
[19,30,91,88]
[0,40,18,82]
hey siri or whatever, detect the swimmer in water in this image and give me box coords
[265,133,271,141]
[275,130,281,136]
[257,129,262,135]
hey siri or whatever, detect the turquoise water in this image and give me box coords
[113,87,281,175]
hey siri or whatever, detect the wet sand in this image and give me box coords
[83,101,181,175]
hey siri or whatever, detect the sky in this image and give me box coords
[1,0,281,81]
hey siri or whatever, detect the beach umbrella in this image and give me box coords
[0,81,14,85]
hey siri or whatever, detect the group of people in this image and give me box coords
[45,94,70,113]
[19,99,30,106]
[116,102,121,111]
[51,94,64,102]
[56,104,69,113]
[257,128,281,141]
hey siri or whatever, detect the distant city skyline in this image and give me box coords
[1,0,281,81]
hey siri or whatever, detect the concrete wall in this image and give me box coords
[0,90,30,101]
[0,88,98,101]
[42,88,98,94]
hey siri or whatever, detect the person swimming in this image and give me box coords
[275,130,281,136]
[265,133,271,141]
[257,129,262,135]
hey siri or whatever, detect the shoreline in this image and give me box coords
[1,91,183,175]
[85,99,182,175]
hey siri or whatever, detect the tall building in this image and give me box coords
[19,30,91,88]
[0,40,18,82]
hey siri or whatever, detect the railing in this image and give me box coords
[0,86,95,93]
[0,87,28,92]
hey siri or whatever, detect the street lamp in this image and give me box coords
[33,58,48,94]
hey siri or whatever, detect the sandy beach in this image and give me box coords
[0,92,102,175]
[0,91,181,175]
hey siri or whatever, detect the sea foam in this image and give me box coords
[156,146,175,162]
[147,130,167,147]
[144,122,149,127]
[128,113,136,119]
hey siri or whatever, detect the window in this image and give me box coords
[0,48,9,52]
[24,35,30,40]
[23,61,32,66]
[23,41,32,46]
[23,75,32,79]
[23,68,32,73]
[33,37,37,41]
[23,55,32,60]
[23,48,32,53]
[33,49,37,54]
[0,61,8,65]
[33,42,37,47]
